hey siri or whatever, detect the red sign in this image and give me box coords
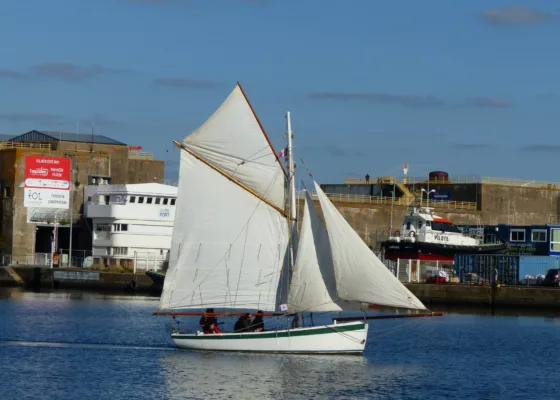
[128,146,142,151]
[25,155,71,190]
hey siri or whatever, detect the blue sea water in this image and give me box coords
[0,288,559,400]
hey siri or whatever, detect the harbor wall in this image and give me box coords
[406,283,560,309]
[0,266,157,293]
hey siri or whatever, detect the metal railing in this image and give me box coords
[299,191,477,211]
[345,175,560,189]
[0,141,52,150]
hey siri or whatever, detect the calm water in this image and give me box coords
[1,288,559,400]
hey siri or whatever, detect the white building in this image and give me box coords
[84,183,178,270]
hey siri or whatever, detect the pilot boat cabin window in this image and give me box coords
[531,229,547,243]
[418,221,423,229]
[510,229,526,242]
[431,222,461,233]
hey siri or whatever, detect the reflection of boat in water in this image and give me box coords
[153,82,431,354]
[381,207,507,259]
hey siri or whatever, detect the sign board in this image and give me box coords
[24,156,71,209]
[128,145,143,151]
[24,188,70,209]
[430,191,451,201]
[53,271,100,281]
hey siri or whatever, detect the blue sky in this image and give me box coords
[1,0,559,183]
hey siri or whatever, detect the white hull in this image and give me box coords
[171,321,368,354]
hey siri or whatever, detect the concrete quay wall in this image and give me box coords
[406,283,560,309]
[0,266,157,293]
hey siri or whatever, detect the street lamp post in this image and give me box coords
[421,188,436,210]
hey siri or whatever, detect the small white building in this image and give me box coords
[84,183,178,270]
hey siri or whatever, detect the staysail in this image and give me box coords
[183,83,286,210]
[313,181,427,311]
[288,192,342,312]
[159,83,291,312]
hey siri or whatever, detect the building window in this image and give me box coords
[112,247,128,256]
[510,229,525,242]
[96,224,111,232]
[3,187,11,198]
[551,229,560,251]
[87,196,92,202]
[155,198,161,205]
[170,198,176,206]
[147,197,153,204]
[130,196,136,203]
[531,229,547,243]
[139,197,145,204]
[88,175,112,185]
[113,224,129,232]
[163,198,169,205]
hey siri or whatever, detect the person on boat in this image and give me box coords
[234,313,253,332]
[199,308,221,334]
[252,310,265,332]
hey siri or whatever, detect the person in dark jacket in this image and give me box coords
[199,308,221,334]
[252,310,265,332]
[234,313,253,332]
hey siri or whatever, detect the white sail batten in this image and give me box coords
[313,182,427,311]
[159,150,290,311]
[183,84,286,210]
[288,192,342,313]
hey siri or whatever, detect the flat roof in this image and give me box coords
[85,183,178,196]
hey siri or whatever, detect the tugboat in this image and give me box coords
[381,207,507,257]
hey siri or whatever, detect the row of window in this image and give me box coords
[105,247,167,256]
[96,223,128,232]
[510,229,546,243]
[129,196,176,206]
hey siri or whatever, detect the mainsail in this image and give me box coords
[313,182,427,311]
[183,83,286,210]
[159,84,290,312]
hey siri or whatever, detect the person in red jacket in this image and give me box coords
[199,308,221,334]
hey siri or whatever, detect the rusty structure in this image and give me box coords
[0,130,165,262]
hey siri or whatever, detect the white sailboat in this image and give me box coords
[154,82,430,354]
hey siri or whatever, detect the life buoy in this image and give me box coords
[409,231,416,238]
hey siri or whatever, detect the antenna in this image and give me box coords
[90,124,94,153]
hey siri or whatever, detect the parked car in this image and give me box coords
[464,272,489,285]
[542,269,560,287]
[425,269,448,284]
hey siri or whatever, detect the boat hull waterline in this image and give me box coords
[171,321,368,354]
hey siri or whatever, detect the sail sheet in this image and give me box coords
[158,150,290,311]
[313,182,427,311]
[183,83,286,210]
[288,192,342,313]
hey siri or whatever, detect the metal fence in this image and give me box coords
[454,254,519,285]
[380,257,454,283]
[344,175,560,189]
[299,191,477,211]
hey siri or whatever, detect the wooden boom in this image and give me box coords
[333,312,443,322]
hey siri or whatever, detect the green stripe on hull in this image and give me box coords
[172,322,366,340]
